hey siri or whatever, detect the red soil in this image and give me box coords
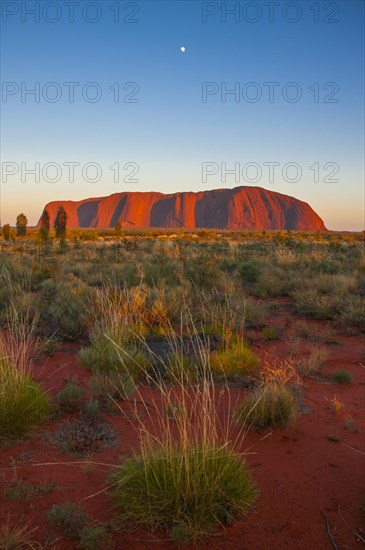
[1,314,364,549]
[37,186,326,231]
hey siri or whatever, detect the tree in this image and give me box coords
[115,221,122,236]
[2,224,11,241]
[54,207,67,240]
[16,213,28,237]
[39,210,50,242]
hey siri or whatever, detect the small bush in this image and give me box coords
[111,444,257,541]
[185,259,222,290]
[83,400,101,423]
[57,419,116,455]
[238,261,261,284]
[39,276,90,339]
[210,341,259,379]
[335,295,365,329]
[78,526,111,550]
[89,371,135,407]
[235,383,296,430]
[332,370,352,384]
[46,502,89,538]
[57,382,84,412]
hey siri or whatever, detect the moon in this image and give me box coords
[180,46,186,53]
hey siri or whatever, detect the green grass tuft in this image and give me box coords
[111,443,257,541]
[332,370,352,384]
[235,383,296,430]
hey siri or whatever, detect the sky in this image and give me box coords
[0,0,364,230]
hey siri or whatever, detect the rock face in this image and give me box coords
[38,186,326,230]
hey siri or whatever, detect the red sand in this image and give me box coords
[1,313,364,549]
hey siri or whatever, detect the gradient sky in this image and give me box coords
[1,0,364,230]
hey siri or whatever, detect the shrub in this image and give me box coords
[57,381,84,412]
[57,418,116,455]
[242,297,268,328]
[235,383,296,430]
[111,444,257,541]
[292,287,346,321]
[238,261,261,284]
[332,370,352,384]
[89,371,135,407]
[40,276,90,339]
[83,400,101,423]
[46,502,89,538]
[185,259,222,290]
[335,295,365,329]
[78,526,111,550]
[210,341,259,379]
[144,255,181,287]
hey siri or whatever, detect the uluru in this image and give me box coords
[38,186,326,231]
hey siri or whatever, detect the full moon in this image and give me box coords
[180,46,186,53]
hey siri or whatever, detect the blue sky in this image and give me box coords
[1,0,364,230]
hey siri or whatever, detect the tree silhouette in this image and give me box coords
[2,224,11,241]
[39,210,50,242]
[16,213,28,237]
[54,207,67,239]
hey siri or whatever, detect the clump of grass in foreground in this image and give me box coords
[0,515,41,549]
[332,370,352,384]
[0,310,49,442]
[111,443,256,542]
[110,327,257,543]
[235,383,296,431]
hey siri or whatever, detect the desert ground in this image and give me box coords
[0,229,364,549]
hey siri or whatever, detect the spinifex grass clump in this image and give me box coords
[210,339,259,379]
[112,441,256,542]
[110,332,257,542]
[235,383,296,431]
[0,310,49,442]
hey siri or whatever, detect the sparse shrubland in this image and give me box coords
[0,230,364,546]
